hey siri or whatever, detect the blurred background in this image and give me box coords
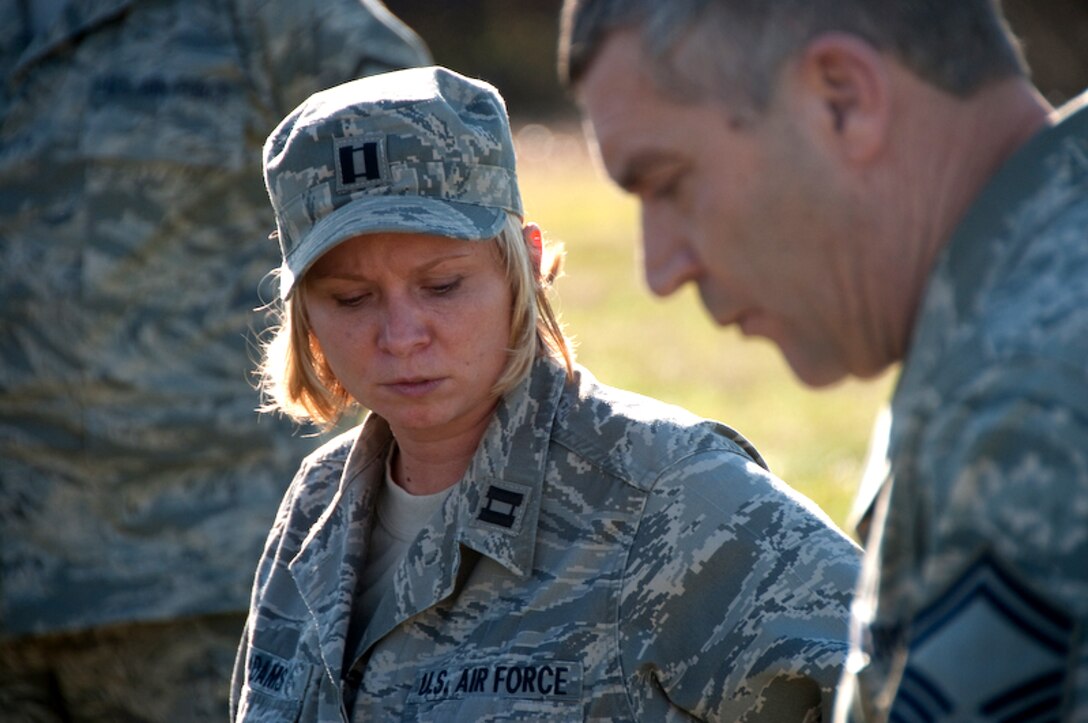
[386,0,1088,526]
[386,0,1088,119]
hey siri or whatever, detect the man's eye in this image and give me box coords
[650,175,681,200]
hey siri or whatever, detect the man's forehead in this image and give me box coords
[574,27,653,113]
[575,30,675,181]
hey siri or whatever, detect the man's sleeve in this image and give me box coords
[620,451,861,721]
[233,0,432,117]
[878,361,1088,720]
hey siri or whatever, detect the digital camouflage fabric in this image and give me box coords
[263,66,524,299]
[0,0,429,639]
[840,93,1088,722]
[233,356,861,722]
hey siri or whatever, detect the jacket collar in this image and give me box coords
[455,355,567,577]
[286,415,390,683]
[287,356,569,680]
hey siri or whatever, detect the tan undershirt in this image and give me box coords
[356,444,452,632]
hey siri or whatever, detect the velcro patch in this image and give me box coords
[333,135,387,192]
[473,481,530,533]
[407,661,582,704]
[892,552,1073,720]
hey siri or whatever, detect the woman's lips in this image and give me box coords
[385,377,443,397]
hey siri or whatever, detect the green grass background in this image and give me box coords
[515,125,896,530]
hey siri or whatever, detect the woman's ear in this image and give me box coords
[523,222,543,277]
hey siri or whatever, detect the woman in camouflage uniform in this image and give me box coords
[232,65,860,722]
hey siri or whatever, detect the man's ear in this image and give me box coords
[790,33,891,163]
[523,222,543,277]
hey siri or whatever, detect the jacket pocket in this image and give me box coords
[236,684,304,723]
[404,697,583,722]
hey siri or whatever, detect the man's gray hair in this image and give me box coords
[559,0,1028,113]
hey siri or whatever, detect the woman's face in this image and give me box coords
[303,231,513,443]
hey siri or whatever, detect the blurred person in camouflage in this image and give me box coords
[559,0,1088,720]
[231,65,861,721]
[0,0,429,719]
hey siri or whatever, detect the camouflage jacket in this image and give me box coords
[840,92,1088,721]
[233,356,861,722]
[0,0,429,637]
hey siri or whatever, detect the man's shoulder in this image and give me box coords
[982,156,1088,358]
[899,177,1088,412]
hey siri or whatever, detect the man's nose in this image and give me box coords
[641,206,699,296]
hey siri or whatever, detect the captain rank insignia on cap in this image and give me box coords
[333,135,386,191]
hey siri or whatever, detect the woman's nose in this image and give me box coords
[377,298,430,356]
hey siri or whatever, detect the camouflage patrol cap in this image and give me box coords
[263,66,524,299]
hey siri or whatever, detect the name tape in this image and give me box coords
[407,661,582,704]
[246,647,307,700]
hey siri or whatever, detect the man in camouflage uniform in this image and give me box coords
[232,66,861,721]
[0,1,429,719]
[842,96,1088,720]
[559,1,1088,720]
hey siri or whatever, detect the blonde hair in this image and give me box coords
[256,215,574,429]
